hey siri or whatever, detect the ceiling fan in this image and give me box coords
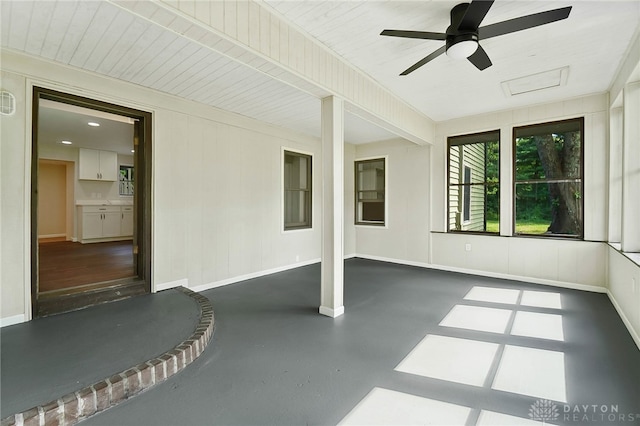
[381,0,572,75]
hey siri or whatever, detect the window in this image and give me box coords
[283,150,312,230]
[355,158,386,226]
[119,165,134,196]
[448,131,500,233]
[513,118,583,238]
[463,166,472,223]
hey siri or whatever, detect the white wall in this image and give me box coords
[418,94,609,290]
[0,51,324,323]
[608,247,640,348]
[1,69,28,322]
[344,143,356,257]
[353,139,431,264]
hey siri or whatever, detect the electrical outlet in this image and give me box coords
[633,278,637,293]
[465,244,472,252]
[296,255,300,262]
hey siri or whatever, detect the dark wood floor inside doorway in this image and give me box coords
[39,240,135,293]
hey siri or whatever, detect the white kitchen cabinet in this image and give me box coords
[79,148,117,181]
[79,205,132,243]
[121,206,134,236]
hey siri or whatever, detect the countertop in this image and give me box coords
[76,200,133,206]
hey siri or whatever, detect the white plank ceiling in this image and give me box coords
[265,0,640,121]
[2,0,640,141]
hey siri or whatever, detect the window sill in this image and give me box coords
[355,224,387,229]
[283,227,313,234]
[608,243,640,267]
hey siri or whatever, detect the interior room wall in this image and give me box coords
[353,139,431,264]
[427,94,609,289]
[608,247,640,347]
[1,69,27,323]
[0,51,323,323]
[344,143,356,257]
[37,161,66,238]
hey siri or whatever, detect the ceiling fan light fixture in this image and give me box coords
[446,39,478,60]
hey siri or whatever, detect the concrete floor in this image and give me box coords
[0,289,200,418]
[3,259,639,425]
[87,259,639,425]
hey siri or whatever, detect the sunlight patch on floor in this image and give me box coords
[338,387,471,426]
[477,410,553,425]
[492,345,567,402]
[464,286,520,305]
[439,305,512,334]
[511,311,564,341]
[395,334,499,386]
[521,290,562,309]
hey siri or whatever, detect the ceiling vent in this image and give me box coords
[0,91,16,115]
[501,67,569,97]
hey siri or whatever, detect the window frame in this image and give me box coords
[282,148,313,232]
[512,117,584,239]
[447,130,500,234]
[354,156,388,227]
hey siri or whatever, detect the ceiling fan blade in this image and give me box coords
[457,0,495,30]
[381,29,447,40]
[400,45,446,75]
[467,44,492,70]
[479,6,572,40]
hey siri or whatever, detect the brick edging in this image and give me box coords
[1,287,214,426]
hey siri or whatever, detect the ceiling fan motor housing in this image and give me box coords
[446,2,479,52]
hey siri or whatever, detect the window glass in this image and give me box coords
[284,151,312,230]
[448,131,500,232]
[355,158,386,225]
[514,118,583,237]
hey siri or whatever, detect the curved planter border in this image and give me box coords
[1,287,214,426]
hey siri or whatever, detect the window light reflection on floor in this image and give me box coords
[464,286,520,305]
[521,290,562,309]
[337,387,471,426]
[492,345,567,402]
[477,409,554,425]
[511,311,564,341]
[439,304,513,334]
[395,334,499,386]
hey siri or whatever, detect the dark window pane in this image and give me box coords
[515,181,582,236]
[355,158,385,225]
[447,130,499,233]
[463,167,471,222]
[515,121,581,181]
[284,151,312,230]
[514,118,583,239]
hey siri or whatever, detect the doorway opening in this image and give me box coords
[31,88,152,317]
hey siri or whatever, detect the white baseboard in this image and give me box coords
[354,254,607,293]
[1,314,25,328]
[606,289,640,351]
[355,254,431,269]
[38,233,65,239]
[190,258,321,293]
[155,278,189,292]
[344,253,357,260]
[319,305,345,318]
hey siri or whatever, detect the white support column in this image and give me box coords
[621,81,640,252]
[320,96,345,318]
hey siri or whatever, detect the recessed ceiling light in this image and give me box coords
[131,149,135,153]
[88,122,100,127]
[61,140,72,145]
